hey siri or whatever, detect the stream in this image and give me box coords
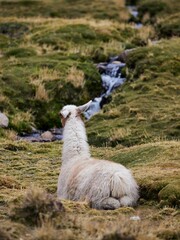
[84,4,141,119]
[18,5,141,142]
[84,58,126,120]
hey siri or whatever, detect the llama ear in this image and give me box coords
[78,100,92,113]
[60,109,71,119]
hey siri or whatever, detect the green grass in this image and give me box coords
[0,0,180,239]
[87,38,180,147]
[0,16,139,132]
[0,0,128,20]
[138,0,180,23]
[156,13,180,38]
[0,140,179,239]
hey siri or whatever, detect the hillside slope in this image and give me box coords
[87,38,180,146]
[0,0,180,239]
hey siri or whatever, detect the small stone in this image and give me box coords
[130,216,141,221]
[0,112,9,128]
[117,49,134,63]
[41,131,54,141]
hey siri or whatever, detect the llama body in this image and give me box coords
[57,102,139,209]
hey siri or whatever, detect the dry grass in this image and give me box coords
[67,66,85,88]
[7,56,21,65]
[38,67,60,81]
[30,68,58,101]
[102,40,124,56]
[11,111,34,127]
[30,220,62,240]
[2,129,17,141]
[29,66,60,100]
[9,186,64,226]
[137,25,156,43]
[68,45,94,56]
[35,83,49,101]
[0,140,179,239]
[0,94,10,103]
[109,127,132,141]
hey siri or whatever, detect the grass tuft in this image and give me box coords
[9,187,64,225]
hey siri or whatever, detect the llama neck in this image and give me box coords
[62,116,90,163]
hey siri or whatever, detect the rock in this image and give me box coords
[117,49,134,63]
[96,62,108,74]
[130,216,141,221]
[41,131,54,141]
[50,127,63,135]
[0,112,9,128]
[50,128,63,140]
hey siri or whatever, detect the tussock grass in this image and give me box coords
[0,0,180,239]
[0,0,127,21]
[10,111,34,133]
[9,186,64,225]
[0,139,179,239]
[67,66,85,88]
[34,83,49,101]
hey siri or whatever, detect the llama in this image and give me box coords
[57,101,139,209]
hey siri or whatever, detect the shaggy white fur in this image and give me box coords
[57,101,139,209]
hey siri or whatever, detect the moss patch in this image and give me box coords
[158,181,180,207]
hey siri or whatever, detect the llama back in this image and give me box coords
[59,158,139,207]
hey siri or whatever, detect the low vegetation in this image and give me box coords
[87,38,180,146]
[0,0,179,239]
[0,140,179,239]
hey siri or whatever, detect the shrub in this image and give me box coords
[10,187,65,225]
[0,22,28,38]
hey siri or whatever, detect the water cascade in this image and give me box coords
[83,4,142,119]
[84,58,126,119]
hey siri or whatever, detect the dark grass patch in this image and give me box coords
[102,231,136,240]
[138,0,180,23]
[0,22,29,38]
[10,187,64,226]
[156,13,180,38]
[0,0,127,21]
[5,47,36,58]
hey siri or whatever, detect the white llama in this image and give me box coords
[57,101,139,209]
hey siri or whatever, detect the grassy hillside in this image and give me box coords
[0,16,143,132]
[0,140,179,239]
[87,38,180,147]
[0,0,180,239]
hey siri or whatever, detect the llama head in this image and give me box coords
[60,101,92,127]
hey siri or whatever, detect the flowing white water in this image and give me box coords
[84,59,126,119]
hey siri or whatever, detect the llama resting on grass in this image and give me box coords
[57,101,139,209]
